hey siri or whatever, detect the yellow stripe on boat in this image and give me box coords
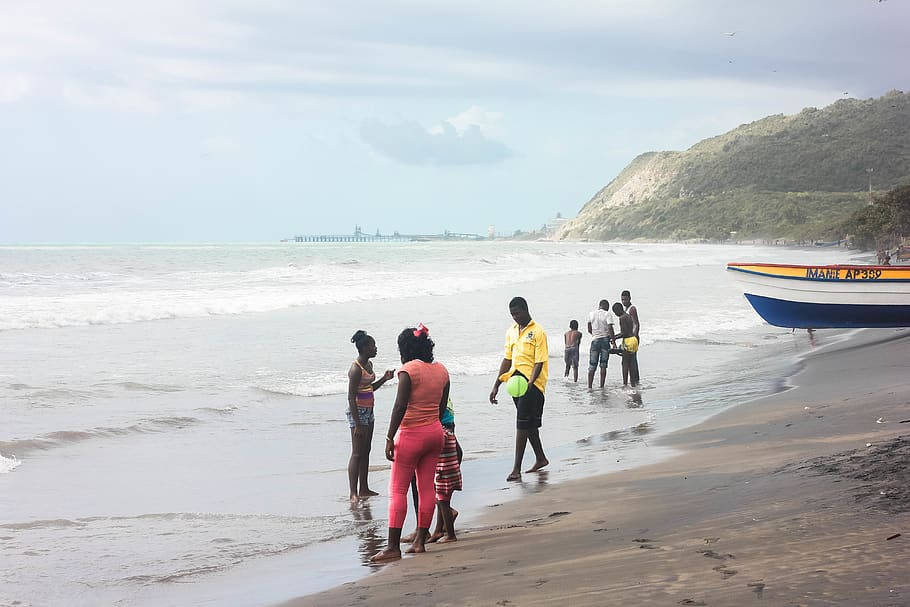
[729,264,910,281]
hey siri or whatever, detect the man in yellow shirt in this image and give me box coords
[489,296,549,481]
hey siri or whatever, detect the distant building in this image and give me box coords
[543,213,570,238]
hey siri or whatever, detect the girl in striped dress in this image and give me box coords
[429,398,462,543]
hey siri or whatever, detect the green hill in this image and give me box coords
[559,89,910,241]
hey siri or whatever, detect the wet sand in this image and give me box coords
[288,329,910,606]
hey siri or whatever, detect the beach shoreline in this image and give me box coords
[287,328,910,606]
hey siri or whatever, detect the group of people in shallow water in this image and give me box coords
[344,292,640,562]
[565,289,640,389]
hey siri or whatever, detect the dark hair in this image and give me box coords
[612,302,625,316]
[398,328,434,363]
[621,290,631,298]
[509,296,528,311]
[569,320,578,329]
[599,299,610,309]
[350,330,373,353]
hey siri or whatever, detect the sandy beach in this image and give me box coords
[289,328,910,607]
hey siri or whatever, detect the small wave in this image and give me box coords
[251,371,349,398]
[0,518,85,530]
[253,382,348,397]
[110,382,184,393]
[0,416,202,457]
[0,452,21,474]
[652,337,758,348]
[194,405,239,415]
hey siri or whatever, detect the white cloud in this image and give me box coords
[361,118,512,166]
[62,84,160,113]
[200,136,241,157]
[443,105,505,137]
[0,74,31,103]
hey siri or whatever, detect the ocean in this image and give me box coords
[0,241,858,606]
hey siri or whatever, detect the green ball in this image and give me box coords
[506,375,529,398]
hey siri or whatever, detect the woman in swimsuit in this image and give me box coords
[348,330,394,503]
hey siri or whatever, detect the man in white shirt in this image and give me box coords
[587,299,615,389]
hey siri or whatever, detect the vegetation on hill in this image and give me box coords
[847,185,910,249]
[559,90,910,242]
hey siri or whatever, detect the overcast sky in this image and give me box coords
[1,0,908,242]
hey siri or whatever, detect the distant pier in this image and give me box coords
[286,226,484,243]
[293,234,408,242]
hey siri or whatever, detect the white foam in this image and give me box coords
[0,243,855,332]
[0,452,21,473]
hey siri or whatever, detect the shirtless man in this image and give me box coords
[564,320,582,382]
[612,302,639,387]
[621,290,639,339]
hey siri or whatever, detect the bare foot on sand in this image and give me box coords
[429,508,458,542]
[437,535,457,544]
[369,548,401,563]
[526,459,549,473]
[402,530,417,543]
[506,470,522,481]
[404,542,426,554]
[358,489,379,497]
[427,531,445,543]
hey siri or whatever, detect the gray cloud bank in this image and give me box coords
[360,119,512,166]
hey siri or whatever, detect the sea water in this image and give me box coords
[0,241,857,605]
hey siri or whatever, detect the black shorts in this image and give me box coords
[513,382,545,430]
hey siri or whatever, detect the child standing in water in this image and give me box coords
[347,331,395,503]
[564,320,582,382]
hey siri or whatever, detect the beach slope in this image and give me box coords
[289,329,910,606]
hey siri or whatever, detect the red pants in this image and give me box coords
[388,422,444,529]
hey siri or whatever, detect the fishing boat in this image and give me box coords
[726,262,910,328]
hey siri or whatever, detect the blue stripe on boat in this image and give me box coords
[744,294,910,328]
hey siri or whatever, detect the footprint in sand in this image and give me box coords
[712,565,738,579]
[678,599,706,606]
[748,581,765,598]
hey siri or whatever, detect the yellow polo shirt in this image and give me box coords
[500,319,548,393]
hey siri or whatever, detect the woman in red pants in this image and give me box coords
[371,324,449,562]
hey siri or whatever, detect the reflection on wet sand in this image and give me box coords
[350,500,384,567]
[523,469,549,493]
[626,390,644,408]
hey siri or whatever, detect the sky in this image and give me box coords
[1,0,908,242]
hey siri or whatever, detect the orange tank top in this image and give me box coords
[399,360,449,429]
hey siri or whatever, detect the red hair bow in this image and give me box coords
[413,323,429,337]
